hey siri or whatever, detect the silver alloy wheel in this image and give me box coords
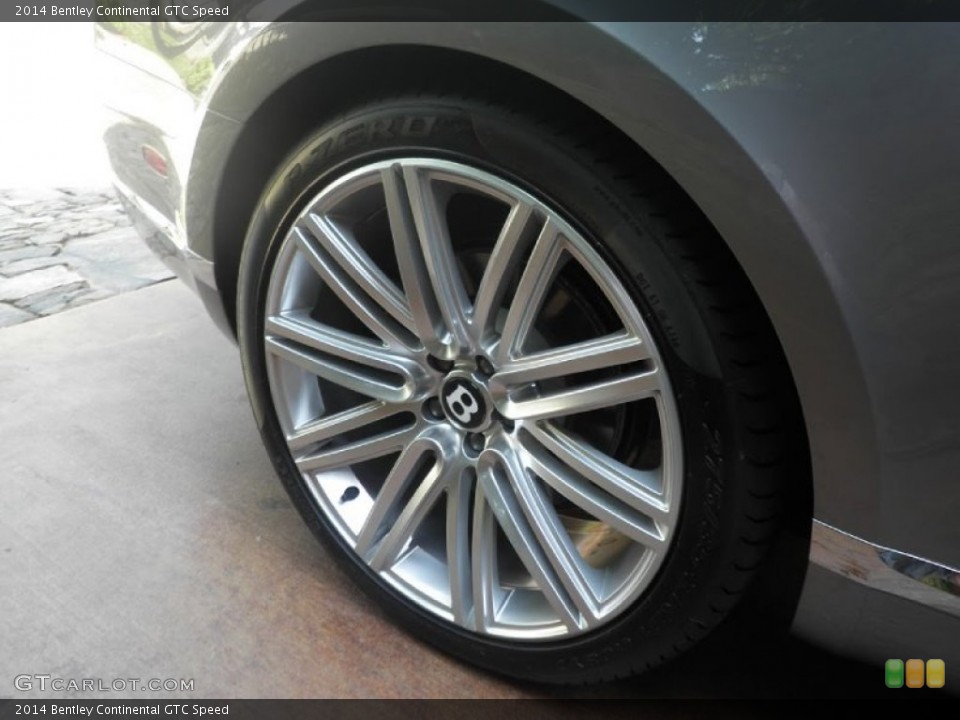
[262,158,683,640]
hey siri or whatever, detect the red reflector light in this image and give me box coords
[142,144,169,178]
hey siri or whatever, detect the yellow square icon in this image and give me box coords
[926,659,945,689]
[905,658,925,688]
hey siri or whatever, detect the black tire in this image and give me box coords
[237,94,799,684]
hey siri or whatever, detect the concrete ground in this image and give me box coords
[0,280,891,700]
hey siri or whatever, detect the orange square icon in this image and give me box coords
[905,658,925,688]
[926,659,945,689]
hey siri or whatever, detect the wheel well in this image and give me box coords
[211,46,812,605]
[213,44,601,338]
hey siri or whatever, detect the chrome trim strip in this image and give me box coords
[112,177,179,245]
[111,179,217,292]
[811,520,960,618]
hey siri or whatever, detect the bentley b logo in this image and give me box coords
[440,379,487,430]
[445,384,480,423]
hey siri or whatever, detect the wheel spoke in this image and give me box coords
[299,212,417,334]
[470,482,505,634]
[266,311,421,400]
[286,401,402,452]
[496,219,565,362]
[477,443,583,631]
[519,429,667,551]
[353,427,461,571]
[265,332,412,404]
[525,422,669,525]
[382,164,471,357]
[497,367,661,422]
[293,227,415,348]
[294,423,416,473]
[470,201,538,346]
[352,432,434,557]
[484,437,601,626]
[493,332,649,388]
[448,468,476,629]
[366,460,449,572]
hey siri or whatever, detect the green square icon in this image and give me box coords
[886,659,904,688]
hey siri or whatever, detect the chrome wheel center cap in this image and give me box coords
[439,372,493,432]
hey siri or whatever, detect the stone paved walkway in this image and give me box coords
[0,188,173,327]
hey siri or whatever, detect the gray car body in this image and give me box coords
[97,16,960,675]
